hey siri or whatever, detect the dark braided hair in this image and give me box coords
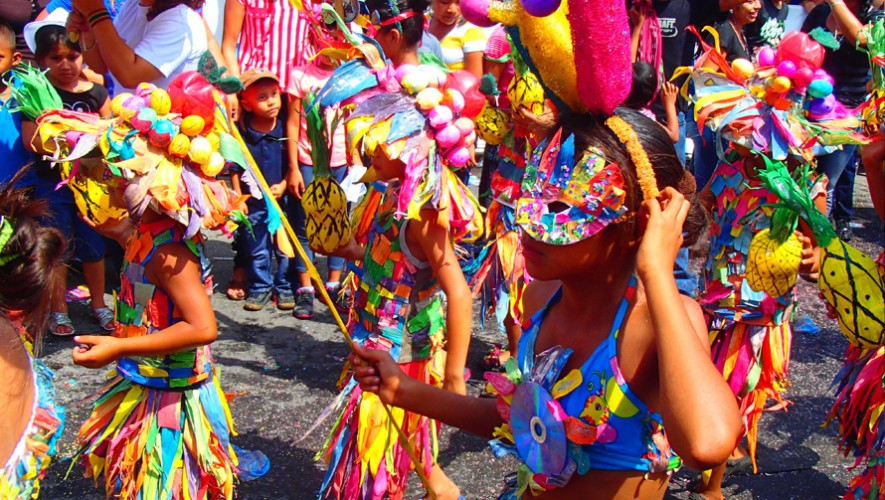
[147,0,206,21]
[364,0,429,46]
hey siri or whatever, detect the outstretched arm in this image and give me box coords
[637,188,741,471]
[351,344,502,437]
[73,242,217,368]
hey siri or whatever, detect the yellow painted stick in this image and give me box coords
[221,103,438,499]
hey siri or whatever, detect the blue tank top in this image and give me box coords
[486,276,681,498]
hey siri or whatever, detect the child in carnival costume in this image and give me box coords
[13,54,262,499]
[682,28,870,498]
[307,12,484,498]
[0,179,67,499]
[822,19,885,499]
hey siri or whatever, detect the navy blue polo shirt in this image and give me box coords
[237,112,288,208]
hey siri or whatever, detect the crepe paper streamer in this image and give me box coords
[4,65,63,119]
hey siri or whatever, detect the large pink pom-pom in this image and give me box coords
[428,105,453,128]
[571,0,631,114]
[447,146,471,167]
[460,0,495,27]
[435,124,461,149]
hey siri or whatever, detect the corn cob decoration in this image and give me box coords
[745,157,805,297]
[302,92,351,254]
[755,156,885,348]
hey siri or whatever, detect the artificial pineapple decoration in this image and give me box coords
[302,93,351,253]
[507,48,545,116]
[745,158,805,297]
[754,156,885,348]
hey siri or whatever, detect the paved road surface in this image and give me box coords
[36,170,883,499]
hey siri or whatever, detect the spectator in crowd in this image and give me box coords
[0,0,47,64]
[427,0,486,77]
[0,23,31,188]
[802,0,883,238]
[65,0,208,95]
[745,0,789,50]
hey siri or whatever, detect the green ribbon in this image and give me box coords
[0,216,20,266]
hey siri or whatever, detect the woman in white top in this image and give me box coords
[427,0,486,77]
[66,0,208,95]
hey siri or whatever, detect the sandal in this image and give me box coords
[48,312,76,337]
[91,307,116,332]
[226,279,247,301]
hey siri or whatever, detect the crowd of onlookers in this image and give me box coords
[0,0,881,333]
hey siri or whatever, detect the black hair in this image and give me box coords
[365,0,429,46]
[33,24,80,61]
[147,0,206,21]
[560,109,707,246]
[0,22,14,50]
[624,61,658,110]
[0,168,67,347]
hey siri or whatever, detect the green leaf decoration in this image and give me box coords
[197,52,244,94]
[480,73,499,96]
[3,65,62,120]
[809,27,841,50]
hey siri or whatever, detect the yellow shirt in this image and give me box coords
[438,21,487,71]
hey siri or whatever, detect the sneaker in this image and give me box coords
[326,284,351,314]
[836,219,854,242]
[276,291,296,311]
[244,291,272,311]
[293,288,315,319]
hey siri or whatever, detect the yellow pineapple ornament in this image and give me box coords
[755,156,885,348]
[507,49,545,116]
[301,93,351,254]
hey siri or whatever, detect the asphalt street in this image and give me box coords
[34,169,884,499]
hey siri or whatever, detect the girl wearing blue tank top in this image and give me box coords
[350,109,742,498]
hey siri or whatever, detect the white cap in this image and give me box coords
[23,8,71,54]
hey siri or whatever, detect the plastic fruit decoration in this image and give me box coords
[301,93,351,253]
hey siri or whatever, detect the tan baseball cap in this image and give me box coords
[240,69,279,90]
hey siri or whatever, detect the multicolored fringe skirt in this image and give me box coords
[708,316,793,470]
[73,369,238,499]
[826,346,884,500]
[317,353,445,500]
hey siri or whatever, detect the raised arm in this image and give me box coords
[637,188,741,471]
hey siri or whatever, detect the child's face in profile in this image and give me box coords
[368,149,406,182]
[240,80,282,120]
[38,43,83,87]
[0,42,21,75]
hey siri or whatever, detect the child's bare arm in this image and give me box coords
[637,188,741,471]
[410,209,472,395]
[72,243,217,368]
[350,344,502,437]
[286,97,305,198]
[98,96,112,118]
[660,82,680,143]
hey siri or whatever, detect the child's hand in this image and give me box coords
[513,102,556,138]
[637,187,690,278]
[796,231,819,274]
[270,181,286,199]
[628,4,646,28]
[350,344,410,406]
[661,82,679,108]
[287,171,305,199]
[72,335,122,369]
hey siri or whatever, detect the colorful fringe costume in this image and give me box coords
[317,183,447,499]
[0,326,65,499]
[825,252,885,499]
[702,158,796,471]
[73,218,237,499]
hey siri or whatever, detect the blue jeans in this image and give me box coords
[288,164,348,276]
[816,145,858,216]
[674,247,698,298]
[691,125,725,192]
[833,149,858,221]
[34,177,105,262]
[675,111,687,167]
[244,199,292,295]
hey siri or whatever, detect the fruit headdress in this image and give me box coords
[679,30,868,161]
[7,54,252,239]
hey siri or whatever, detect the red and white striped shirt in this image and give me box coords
[236,0,312,91]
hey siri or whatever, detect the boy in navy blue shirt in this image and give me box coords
[233,69,294,311]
